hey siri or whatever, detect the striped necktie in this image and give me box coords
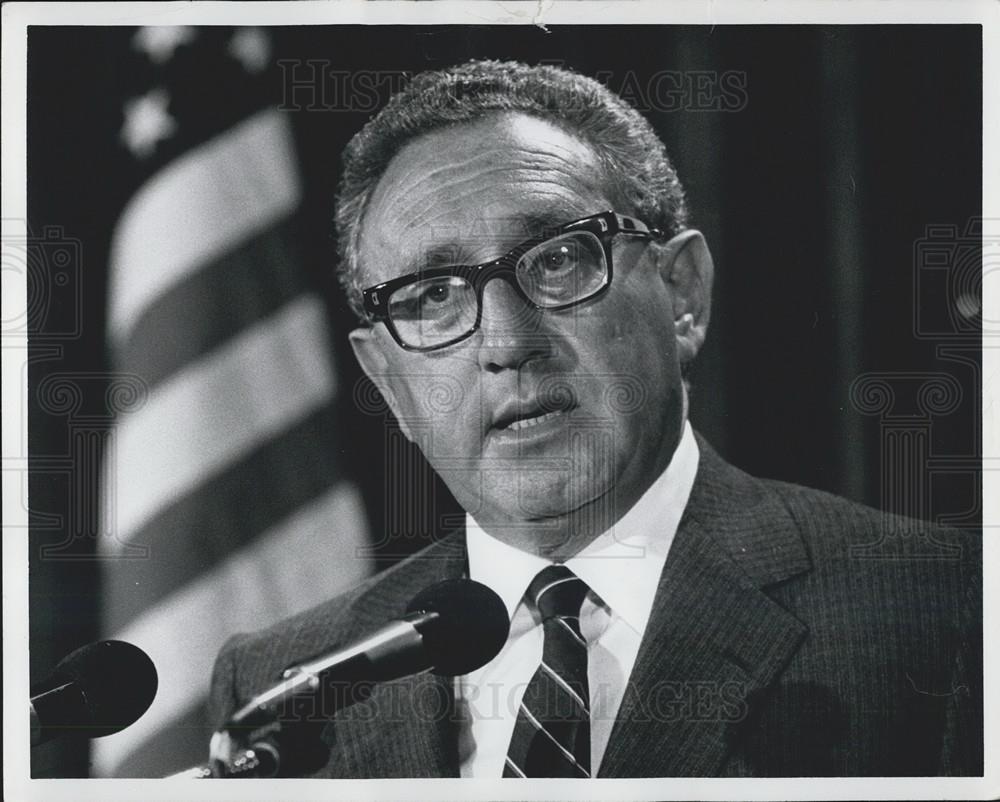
[503,564,591,778]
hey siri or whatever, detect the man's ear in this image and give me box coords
[657,229,714,366]
[349,326,414,442]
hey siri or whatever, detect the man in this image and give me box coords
[209,60,982,777]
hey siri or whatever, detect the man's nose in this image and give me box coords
[475,277,550,372]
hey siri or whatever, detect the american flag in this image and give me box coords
[96,26,371,776]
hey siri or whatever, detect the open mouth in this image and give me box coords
[503,409,565,431]
[491,394,577,437]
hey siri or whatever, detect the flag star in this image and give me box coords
[133,26,196,65]
[228,27,271,74]
[120,88,177,159]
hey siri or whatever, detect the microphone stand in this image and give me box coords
[170,614,437,778]
[166,725,282,778]
[168,652,362,779]
[209,727,282,778]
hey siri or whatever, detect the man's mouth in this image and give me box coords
[503,409,565,431]
[489,393,577,439]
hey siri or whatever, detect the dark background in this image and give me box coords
[27,25,982,776]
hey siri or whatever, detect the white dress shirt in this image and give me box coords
[456,421,700,777]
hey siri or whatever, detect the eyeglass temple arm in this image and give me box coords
[614,213,664,239]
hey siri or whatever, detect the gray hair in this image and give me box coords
[334,59,690,322]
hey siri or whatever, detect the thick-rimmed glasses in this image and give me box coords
[361,211,663,352]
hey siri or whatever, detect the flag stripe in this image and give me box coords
[117,218,309,392]
[94,482,371,777]
[104,294,334,550]
[103,406,348,634]
[108,108,299,345]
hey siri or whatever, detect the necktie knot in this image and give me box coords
[528,565,588,623]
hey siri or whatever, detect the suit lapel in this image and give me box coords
[320,533,468,778]
[599,437,812,777]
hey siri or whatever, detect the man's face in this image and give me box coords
[350,112,710,556]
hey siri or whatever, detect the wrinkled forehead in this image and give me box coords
[356,113,615,285]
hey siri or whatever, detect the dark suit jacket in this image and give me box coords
[208,435,983,777]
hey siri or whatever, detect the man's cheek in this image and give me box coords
[405,385,483,462]
[388,372,469,426]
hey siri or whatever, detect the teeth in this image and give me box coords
[507,410,562,431]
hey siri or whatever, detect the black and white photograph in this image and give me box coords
[3,2,996,799]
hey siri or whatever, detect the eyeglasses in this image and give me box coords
[361,210,663,352]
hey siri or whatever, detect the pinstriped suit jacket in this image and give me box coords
[208,434,983,777]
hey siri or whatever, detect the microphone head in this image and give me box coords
[406,579,510,676]
[36,639,158,738]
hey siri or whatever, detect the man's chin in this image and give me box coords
[472,479,620,554]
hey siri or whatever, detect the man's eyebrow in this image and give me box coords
[399,209,584,275]
[392,243,468,278]
[519,210,579,236]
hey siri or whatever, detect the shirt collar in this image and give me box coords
[466,421,700,632]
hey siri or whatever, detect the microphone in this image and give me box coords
[198,578,509,777]
[30,640,158,746]
[225,578,509,731]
